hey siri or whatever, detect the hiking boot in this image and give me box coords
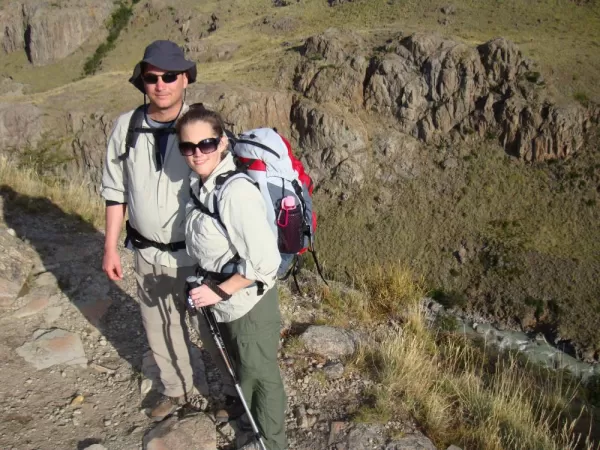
[148,389,207,421]
[215,394,245,423]
[148,394,187,421]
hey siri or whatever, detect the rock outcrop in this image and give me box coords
[0,102,42,149]
[291,100,369,186]
[68,110,114,187]
[0,226,35,310]
[294,29,599,167]
[1,0,112,66]
[188,83,294,136]
[16,328,88,370]
[0,1,24,54]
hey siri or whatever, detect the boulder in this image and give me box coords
[0,102,43,150]
[0,226,34,309]
[143,414,216,450]
[346,424,386,450]
[322,361,345,380]
[300,325,356,358]
[16,328,87,370]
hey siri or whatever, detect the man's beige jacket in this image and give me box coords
[101,105,195,268]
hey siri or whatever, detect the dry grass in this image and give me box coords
[312,266,597,449]
[311,265,426,327]
[356,330,593,449]
[0,155,104,229]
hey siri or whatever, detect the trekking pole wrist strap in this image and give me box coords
[204,279,232,301]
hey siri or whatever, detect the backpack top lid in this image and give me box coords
[233,128,298,181]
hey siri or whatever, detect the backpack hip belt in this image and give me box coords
[124,220,186,252]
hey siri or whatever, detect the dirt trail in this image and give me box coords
[0,189,401,450]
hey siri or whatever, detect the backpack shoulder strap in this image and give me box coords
[119,105,161,161]
[126,105,147,149]
[189,170,256,231]
[214,171,258,209]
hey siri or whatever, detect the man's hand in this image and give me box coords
[102,249,123,281]
[103,203,126,281]
[189,284,222,308]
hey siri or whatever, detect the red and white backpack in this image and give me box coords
[191,126,326,284]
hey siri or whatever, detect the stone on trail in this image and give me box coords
[16,328,87,370]
[346,424,386,449]
[386,433,437,449]
[43,305,63,325]
[328,421,348,447]
[300,325,356,359]
[82,445,107,450]
[13,293,60,318]
[143,414,216,450]
[322,361,345,380]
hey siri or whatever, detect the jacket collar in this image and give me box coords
[193,152,237,195]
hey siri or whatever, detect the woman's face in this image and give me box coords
[179,120,228,179]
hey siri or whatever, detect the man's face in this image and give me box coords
[142,63,188,110]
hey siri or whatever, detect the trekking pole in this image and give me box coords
[185,276,268,450]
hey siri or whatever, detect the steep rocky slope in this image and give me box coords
[0,0,112,65]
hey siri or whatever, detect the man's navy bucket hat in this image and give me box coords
[129,40,197,93]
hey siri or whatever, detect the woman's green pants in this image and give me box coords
[219,287,287,450]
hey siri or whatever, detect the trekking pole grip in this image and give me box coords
[185,276,201,312]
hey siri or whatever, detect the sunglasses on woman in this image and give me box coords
[142,72,181,84]
[179,138,221,156]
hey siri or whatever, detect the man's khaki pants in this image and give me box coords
[134,251,236,398]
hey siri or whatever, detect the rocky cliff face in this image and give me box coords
[1,0,112,66]
[0,1,24,54]
[294,30,599,169]
[0,102,42,149]
[3,29,597,191]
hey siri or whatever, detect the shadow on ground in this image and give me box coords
[0,186,197,398]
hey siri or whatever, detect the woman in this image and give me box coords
[177,105,287,450]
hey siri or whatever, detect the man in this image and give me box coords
[100,40,238,422]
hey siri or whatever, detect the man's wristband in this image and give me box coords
[204,280,232,301]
